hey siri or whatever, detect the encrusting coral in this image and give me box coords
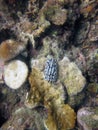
[0,39,26,62]
[25,68,76,130]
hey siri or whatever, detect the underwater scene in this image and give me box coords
[0,0,98,130]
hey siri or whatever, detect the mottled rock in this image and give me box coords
[4,60,28,89]
[30,57,46,71]
[88,20,98,42]
[68,92,85,108]
[67,46,87,73]
[87,49,98,82]
[0,84,20,126]
[77,107,98,130]
[42,36,64,59]
[25,68,76,130]
[0,40,26,62]
[41,1,68,25]
[87,83,98,96]
[1,107,47,130]
[80,0,97,18]
[47,8,68,25]
[59,56,86,96]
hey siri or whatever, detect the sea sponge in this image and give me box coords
[0,39,26,62]
[25,68,76,130]
[4,60,28,89]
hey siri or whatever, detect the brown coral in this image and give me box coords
[25,68,76,130]
[0,39,26,62]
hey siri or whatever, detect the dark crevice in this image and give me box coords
[0,29,16,43]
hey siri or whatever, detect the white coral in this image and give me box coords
[4,60,28,89]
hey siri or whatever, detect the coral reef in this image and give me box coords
[30,55,86,109]
[0,0,98,129]
[25,68,76,130]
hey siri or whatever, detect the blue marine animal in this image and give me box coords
[44,57,58,82]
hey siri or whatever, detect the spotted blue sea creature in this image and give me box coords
[44,57,58,82]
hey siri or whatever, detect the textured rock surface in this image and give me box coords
[42,37,65,59]
[59,56,86,96]
[77,107,98,130]
[30,57,46,71]
[68,92,85,108]
[25,68,76,130]
[1,107,47,130]
[0,40,27,62]
[87,49,98,82]
[45,7,67,25]
[4,60,28,89]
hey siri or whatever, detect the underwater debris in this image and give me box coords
[25,68,76,130]
[4,60,28,89]
[44,57,58,82]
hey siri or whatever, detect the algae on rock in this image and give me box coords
[59,56,86,96]
[25,68,76,130]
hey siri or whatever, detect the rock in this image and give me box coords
[88,20,98,42]
[48,8,68,25]
[74,21,90,45]
[0,61,4,83]
[59,56,86,96]
[1,107,47,130]
[32,15,50,37]
[68,92,85,108]
[30,57,46,71]
[40,1,68,25]
[42,36,64,59]
[77,107,98,130]
[25,68,76,130]
[0,84,21,126]
[80,0,97,19]
[87,49,98,82]
[66,46,87,73]
[87,83,98,96]
[0,40,26,62]
[4,60,28,89]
